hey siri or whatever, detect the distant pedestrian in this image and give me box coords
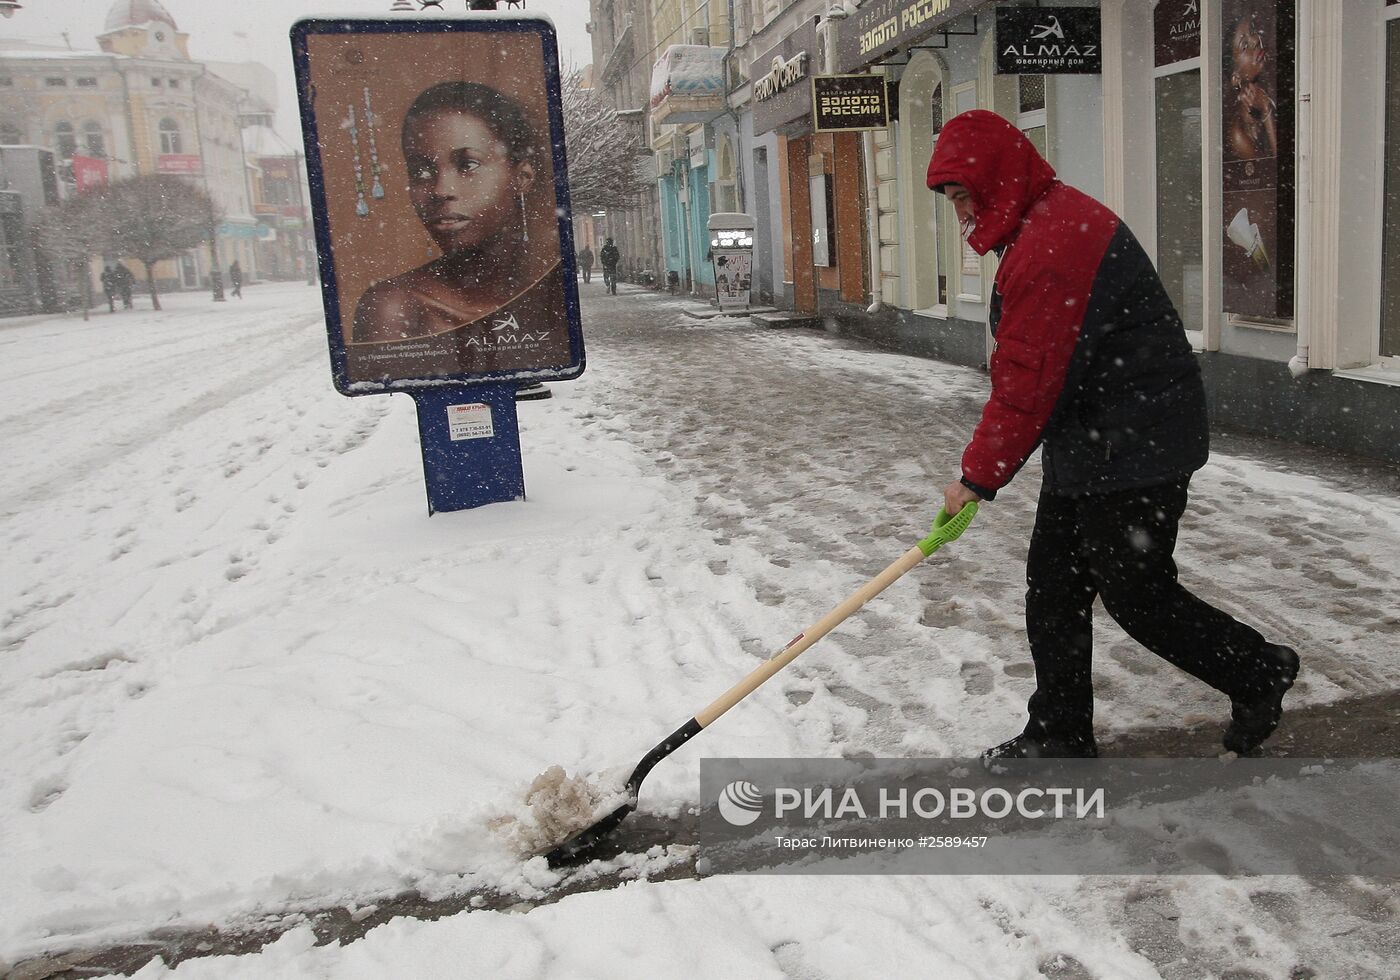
[599,237,620,295]
[229,260,244,299]
[577,244,593,284]
[112,264,134,309]
[100,264,117,313]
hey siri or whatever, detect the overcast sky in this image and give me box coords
[8,0,593,152]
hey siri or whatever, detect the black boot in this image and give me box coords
[1222,644,1300,755]
[982,731,1098,763]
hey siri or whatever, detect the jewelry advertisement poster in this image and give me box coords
[292,18,584,391]
[1220,0,1294,320]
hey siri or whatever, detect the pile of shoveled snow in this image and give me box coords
[489,765,630,858]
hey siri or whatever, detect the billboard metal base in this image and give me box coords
[410,384,524,514]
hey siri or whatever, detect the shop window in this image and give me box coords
[951,79,981,303]
[83,121,106,158]
[931,81,950,305]
[0,122,21,145]
[159,118,182,155]
[899,54,950,312]
[2,213,23,285]
[1155,69,1204,335]
[1382,13,1400,360]
[1017,74,1047,158]
[809,171,835,268]
[53,121,76,159]
[715,137,738,214]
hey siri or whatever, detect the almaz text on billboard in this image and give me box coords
[996,7,1102,74]
[859,0,957,56]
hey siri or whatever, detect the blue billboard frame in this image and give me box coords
[290,16,586,398]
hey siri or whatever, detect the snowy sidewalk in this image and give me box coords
[3,281,1398,979]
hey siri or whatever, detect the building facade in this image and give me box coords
[647,0,732,295]
[582,0,1400,464]
[588,1,663,279]
[0,0,264,302]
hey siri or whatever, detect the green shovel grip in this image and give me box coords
[917,502,978,557]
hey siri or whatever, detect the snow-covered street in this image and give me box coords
[3,282,1398,978]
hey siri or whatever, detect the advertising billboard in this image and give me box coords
[1220,0,1294,319]
[292,18,585,393]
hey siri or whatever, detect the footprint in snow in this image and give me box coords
[28,780,67,812]
[960,661,995,696]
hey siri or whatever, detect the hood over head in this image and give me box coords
[925,109,1057,254]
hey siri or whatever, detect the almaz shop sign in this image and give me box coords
[995,6,1102,75]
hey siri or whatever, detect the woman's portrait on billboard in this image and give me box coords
[352,81,546,343]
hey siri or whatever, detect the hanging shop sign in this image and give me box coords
[834,0,984,74]
[1154,0,1201,68]
[753,23,818,136]
[1219,0,1295,319]
[812,74,890,132]
[995,6,1101,75]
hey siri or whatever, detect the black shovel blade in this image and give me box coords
[541,720,702,869]
[543,800,637,868]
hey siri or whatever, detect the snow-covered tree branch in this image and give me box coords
[560,68,649,213]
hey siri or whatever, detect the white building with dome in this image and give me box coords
[0,0,264,303]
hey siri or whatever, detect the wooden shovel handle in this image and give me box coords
[695,544,930,728]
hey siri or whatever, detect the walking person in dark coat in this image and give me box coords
[577,244,593,284]
[926,110,1299,761]
[228,260,244,299]
[110,263,134,309]
[599,237,620,295]
[100,264,117,313]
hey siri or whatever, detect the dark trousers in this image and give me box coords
[1023,478,1275,742]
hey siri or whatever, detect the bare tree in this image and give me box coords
[31,191,112,322]
[560,67,649,213]
[100,175,218,310]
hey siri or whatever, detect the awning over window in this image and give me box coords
[649,45,727,126]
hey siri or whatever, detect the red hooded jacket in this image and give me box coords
[926,110,1208,498]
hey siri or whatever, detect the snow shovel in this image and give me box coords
[543,503,979,867]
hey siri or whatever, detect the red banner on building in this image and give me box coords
[70,154,109,194]
[156,154,203,175]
